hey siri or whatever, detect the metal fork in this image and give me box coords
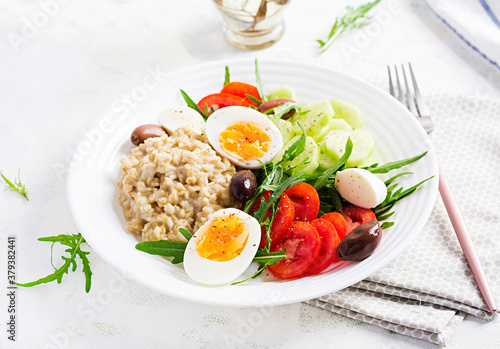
[387,63,497,314]
[388,63,434,133]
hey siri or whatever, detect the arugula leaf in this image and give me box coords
[231,249,286,285]
[1,169,28,201]
[179,228,193,241]
[317,0,381,53]
[313,138,353,190]
[246,94,262,106]
[15,233,92,293]
[135,240,188,264]
[367,152,427,174]
[180,89,209,121]
[276,124,307,166]
[381,221,395,229]
[254,59,267,102]
[374,176,435,221]
[264,102,302,121]
[224,65,230,87]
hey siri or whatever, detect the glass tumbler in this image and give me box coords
[212,0,291,49]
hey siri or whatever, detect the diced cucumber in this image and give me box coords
[291,99,332,137]
[314,118,353,143]
[324,129,374,167]
[267,86,297,100]
[274,119,296,144]
[330,99,364,128]
[329,118,352,131]
[317,141,338,171]
[281,135,319,174]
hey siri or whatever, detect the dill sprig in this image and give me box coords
[317,0,382,53]
[1,169,29,201]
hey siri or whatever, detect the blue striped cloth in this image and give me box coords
[423,0,500,71]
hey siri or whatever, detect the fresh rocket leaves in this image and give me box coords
[254,59,267,102]
[313,138,353,190]
[366,152,428,174]
[135,228,192,264]
[224,65,230,87]
[231,249,286,285]
[317,0,382,53]
[1,169,29,201]
[180,89,211,122]
[15,233,92,293]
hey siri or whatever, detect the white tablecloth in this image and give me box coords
[1,1,499,348]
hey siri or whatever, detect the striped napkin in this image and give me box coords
[307,92,499,346]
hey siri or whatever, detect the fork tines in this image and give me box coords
[387,63,434,133]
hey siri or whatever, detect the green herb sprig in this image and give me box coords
[1,169,29,201]
[317,0,381,53]
[135,228,192,264]
[15,233,92,293]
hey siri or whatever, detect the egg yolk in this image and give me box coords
[196,213,249,262]
[219,122,271,161]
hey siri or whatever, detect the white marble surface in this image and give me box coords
[1,0,499,348]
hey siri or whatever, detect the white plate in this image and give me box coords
[67,58,438,307]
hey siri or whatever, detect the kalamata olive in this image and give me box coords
[131,124,166,145]
[336,219,382,261]
[258,99,296,120]
[230,170,257,202]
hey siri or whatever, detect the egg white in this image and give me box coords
[335,168,387,209]
[205,106,283,169]
[158,106,205,134]
[183,208,261,286]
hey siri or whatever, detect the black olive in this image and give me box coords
[131,124,166,145]
[230,170,257,202]
[336,219,382,261]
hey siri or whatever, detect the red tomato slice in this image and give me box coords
[197,93,250,114]
[284,183,320,222]
[248,191,295,249]
[267,221,321,279]
[320,212,348,241]
[220,82,261,106]
[341,205,376,234]
[307,219,340,275]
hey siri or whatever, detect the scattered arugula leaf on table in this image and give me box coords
[317,0,382,53]
[1,169,29,201]
[15,233,92,293]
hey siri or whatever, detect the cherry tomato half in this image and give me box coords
[341,205,376,234]
[197,93,250,114]
[306,218,340,275]
[248,191,295,249]
[320,212,348,241]
[268,221,321,279]
[284,183,320,222]
[220,82,261,106]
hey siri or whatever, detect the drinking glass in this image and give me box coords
[212,0,291,49]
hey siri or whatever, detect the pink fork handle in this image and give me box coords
[438,167,497,313]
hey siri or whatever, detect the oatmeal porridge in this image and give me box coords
[118,127,238,242]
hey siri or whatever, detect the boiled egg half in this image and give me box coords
[205,106,283,169]
[335,168,387,209]
[183,208,261,285]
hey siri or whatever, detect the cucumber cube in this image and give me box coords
[330,99,364,128]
